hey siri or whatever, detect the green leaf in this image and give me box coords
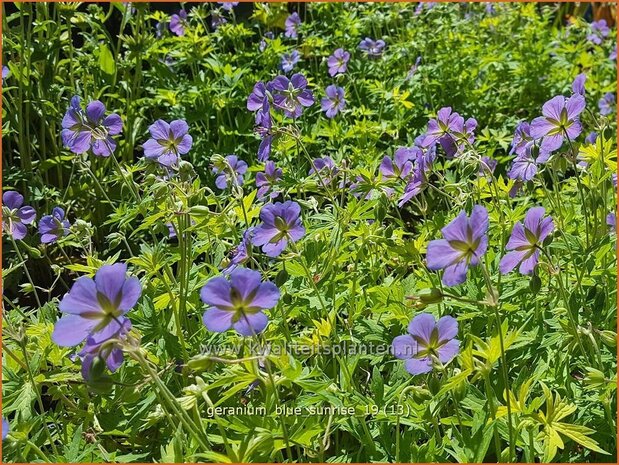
[13,382,37,421]
[99,44,116,75]
[437,369,472,397]
[554,423,609,455]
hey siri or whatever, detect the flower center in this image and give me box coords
[229,287,261,321]
[160,136,180,154]
[97,292,122,318]
[274,216,290,231]
[90,126,109,141]
[450,233,480,264]
[413,328,442,358]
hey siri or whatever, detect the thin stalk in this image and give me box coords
[563,132,590,248]
[24,440,52,463]
[257,339,294,460]
[537,246,593,366]
[77,157,134,256]
[17,337,60,456]
[483,371,503,459]
[480,262,514,462]
[129,345,210,451]
[9,236,42,308]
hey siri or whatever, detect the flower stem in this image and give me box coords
[256,335,294,460]
[537,246,593,366]
[482,370,503,459]
[563,130,590,248]
[25,440,53,463]
[129,344,210,451]
[16,332,60,456]
[480,261,515,462]
[9,236,42,308]
[289,241,330,325]
[108,148,141,203]
[77,157,134,256]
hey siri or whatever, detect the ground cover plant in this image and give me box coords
[1,1,617,463]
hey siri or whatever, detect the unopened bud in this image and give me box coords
[599,330,617,348]
[419,288,443,305]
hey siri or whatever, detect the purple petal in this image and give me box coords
[471,235,488,265]
[442,261,469,286]
[405,357,433,375]
[290,73,308,89]
[247,83,267,111]
[469,205,489,240]
[143,139,167,159]
[538,216,555,242]
[565,94,585,119]
[523,207,545,234]
[287,223,305,242]
[70,131,92,154]
[441,211,469,243]
[248,282,280,309]
[233,311,269,336]
[106,348,124,372]
[119,276,141,311]
[215,174,228,190]
[229,267,262,301]
[52,315,97,347]
[95,264,128,305]
[80,355,95,381]
[17,206,36,224]
[529,117,556,139]
[103,114,123,135]
[270,76,290,92]
[572,73,586,96]
[540,134,563,153]
[176,134,193,154]
[282,201,301,223]
[158,152,179,167]
[89,316,130,344]
[437,339,460,364]
[251,224,277,246]
[262,239,288,257]
[392,334,417,360]
[565,120,582,140]
[519,250,540,275]
[258,136,272,162]
[149,120,171,139]
[59,276,102,315]
[436,316,458,343]
[297,90,315,107]
[426,239,461,270]
[541,95,565,121]
[505,223,529,250]
[169,120,189,138]
[91,138,115,157]
[3,191,23,210]
[380,157,395,178]
[85,100,106,124]
[202,308,234,332]
[10,222,28,240]
[200,276,233,308]
[407,313,436,346]
[499,250,527,274]
[41,233,59,244]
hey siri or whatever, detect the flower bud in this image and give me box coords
[598,330,616,348]
[419,288,443,305]
[178,160,196,181]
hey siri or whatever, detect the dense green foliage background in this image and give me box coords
[1,2,617,463]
